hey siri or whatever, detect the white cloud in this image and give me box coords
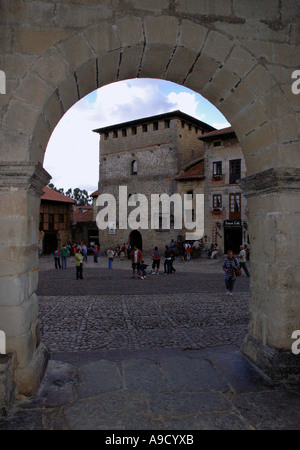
[212,121,231,130]
[44,79,229,193]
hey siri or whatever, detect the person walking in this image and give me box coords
[75,248,84,280]
[222,250,241,296]
[185,242,192,261]
[93,245,99,263]
[60,244,68,269]
[164,245,172,274]
[151,246,161,275]
[238,245,250,277]
[107,247,114,269]
[82,243,88,262]
[120,243,126,261]
[54,248,61,269]
[131,246,143,278]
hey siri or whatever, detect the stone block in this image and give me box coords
[57,33,95,71]
[84,21,120,55]
[97,50,120,88]
[245,65,277,99]
[0,293,39,337]
[165,47,198,85]
[175,0,232,16]
[232,101,269,138]
[2,100,39,136]
[43,92,64,133]
[32,115,52,158]
[28,137,45,164]
[271,114,299,145]
[14,73,51,109]
[260,86,291,122]
[202,30,233,64]
[233,0,279,20]
[143,15,179,46]
[15,342,49,396]
[122,0,168,12]
[184,54,220,94]
[138,44,175,79]
[118,45,144,82]
[57,75,79,114]
[6,330,35,369]
[0,245,38,281]
[13,28,68,54]
[116,16,144,47]
[202,69,241,105]
[0,353,16,416]
[179,20,208,52]
[75,58,97,99]
[224,46,256,79]
[239,122,276,156]
[33,49,71,90]
[278,142,300,167]
[272,43,298,68]
[0,54,38,81]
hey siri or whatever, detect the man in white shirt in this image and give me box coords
[238,245,250,277]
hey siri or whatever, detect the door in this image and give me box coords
[224,227,243,254]
[229,193,241,221]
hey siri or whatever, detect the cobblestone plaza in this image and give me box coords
[37,256,249,353]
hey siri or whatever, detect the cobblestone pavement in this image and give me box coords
[1,257,299,430]
[37,255,250,353]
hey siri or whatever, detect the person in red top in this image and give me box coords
[130,246,143,279]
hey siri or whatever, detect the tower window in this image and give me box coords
[131,160,138,175]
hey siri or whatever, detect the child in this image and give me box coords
[54,248,61,269]
[140,260,148,279]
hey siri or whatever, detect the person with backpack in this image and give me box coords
[54,248,61,269]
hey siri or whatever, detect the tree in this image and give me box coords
[47,183,92,205]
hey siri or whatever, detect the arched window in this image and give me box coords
[131,160,138,175]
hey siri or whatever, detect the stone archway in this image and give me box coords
[0,1,299,402]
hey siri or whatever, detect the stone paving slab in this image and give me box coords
[0,347,299,430]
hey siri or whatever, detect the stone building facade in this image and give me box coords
[72,205,99,247]
[93,111,215,253]
[199,127,250,254]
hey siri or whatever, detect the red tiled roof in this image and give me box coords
[73,206,94,223]
[41,187,76,204]
[91,190,99,197]
[198,126,234,140]
[175,159,205,180]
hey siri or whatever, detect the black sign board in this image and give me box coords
[223,219,242,227]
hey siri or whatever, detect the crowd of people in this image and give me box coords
[51,240,251,293]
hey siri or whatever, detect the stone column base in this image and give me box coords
[0,353,16,416]
[15,343,50,397]
[241,335,300,384]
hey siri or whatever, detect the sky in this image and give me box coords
[44,78,230,194]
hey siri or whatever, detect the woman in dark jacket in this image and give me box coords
[222,250,240,296]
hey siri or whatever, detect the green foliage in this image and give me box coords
[47,184,92,205]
